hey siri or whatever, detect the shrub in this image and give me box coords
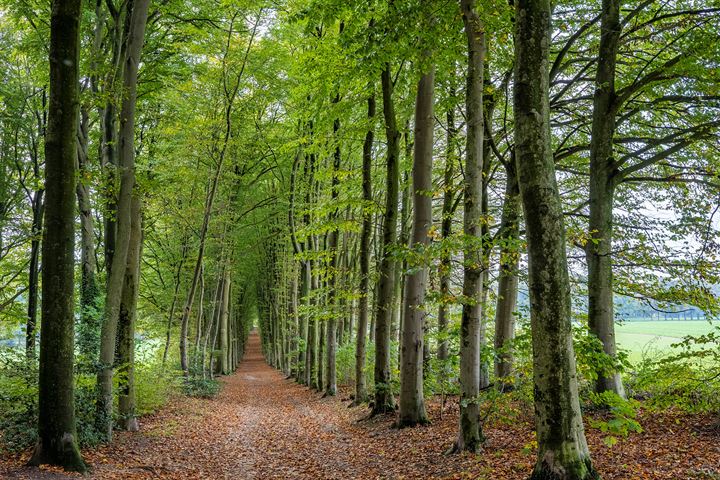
[182,377,222,398]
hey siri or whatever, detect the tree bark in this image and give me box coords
[354,93,375,405]
[118,195,141,432]
[96,0,151,441]
[77,106,100,362]
[586,0,626,398]
[398,62,434,428]
[28,0,86,471]
[220,269,231,375]
[437,108,457,362]
[494,159,520,389]
[454,0,486,453]
[325,97,342,396]
[514,0,598,477]
[371,63,400,416]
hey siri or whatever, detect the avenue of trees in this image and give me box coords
[0,0,718,478]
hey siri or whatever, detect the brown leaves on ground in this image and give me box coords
[1,333,718,479]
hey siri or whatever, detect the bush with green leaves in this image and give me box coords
[182,377,222,398]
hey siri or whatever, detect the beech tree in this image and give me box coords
[514,0,597,477]
[28,0,86,471]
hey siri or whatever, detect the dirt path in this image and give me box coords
[3,331,719,479]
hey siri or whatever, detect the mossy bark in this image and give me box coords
[513,1,598,478]
[118,195,141,432]
[96,0,150,440]
[29,0,86,472]
[372,63,399,416]
[454,0,486,453]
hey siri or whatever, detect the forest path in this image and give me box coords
[85,331,388,479]
[4,332,717,479]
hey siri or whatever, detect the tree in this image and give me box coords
[514,0,597,477]
[28,0,86,471]
[372,62,400,416]
[96,0,151,440]
[454,0,486,453]
[398,31,434,427]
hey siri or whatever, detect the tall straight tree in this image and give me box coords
[585,0,624,398]
[372,62,400,416]
[96,0,151,440]
[28,0,86,471]
[325,93,342,397]
[454,0,485,453]
[354,93,375,405]
[514,0,597,477]
[398,42,435,427]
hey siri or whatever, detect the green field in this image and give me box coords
[616,320,718,363]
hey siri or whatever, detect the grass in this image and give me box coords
[615,320,717,363]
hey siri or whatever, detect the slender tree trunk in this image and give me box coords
[514,0,598,477]
[586,0,625,399]
[494,160,521,390]
[77,106,100,362]
[117,195,141,432]
[437,108,457,362]
[96,0,151,441]
[372,63,400,416]
[325,98,342,396]
[398,61,434,428]
[29,0,86,470]
[25,188,44,357]
[220,269,231,375]
[454,0,486,453]
[354,93,375,405]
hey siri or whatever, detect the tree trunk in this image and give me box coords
[118,195,141,432]
[28,0,86,470]
[586,0,625,399]
[325,99,342,396]
[372,63,400,416]
[494,159,520,390]
[25,187,44,357]
[454,0,486,453]
[96,0,151,441]
[77,106,100,362]
[220,269,231,375]
[437,108,457,362]
[514,0,598,477]
[398,63,434,428]
[354,94,375,405]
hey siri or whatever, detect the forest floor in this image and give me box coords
[2,332,719,479]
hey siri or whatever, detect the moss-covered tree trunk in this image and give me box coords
[398,60,434,428]
[28,0,86,471]
[454,0,486,453]
[372,63,400,416]
[77,106,100,362]
[118,195,141,432]
[514,0,598,478]
[96,0,150,441]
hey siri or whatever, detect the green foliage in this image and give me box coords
[182,377,222,398]
[627,326,720,413]
[587,391,643,448]
[135,359,179,416]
